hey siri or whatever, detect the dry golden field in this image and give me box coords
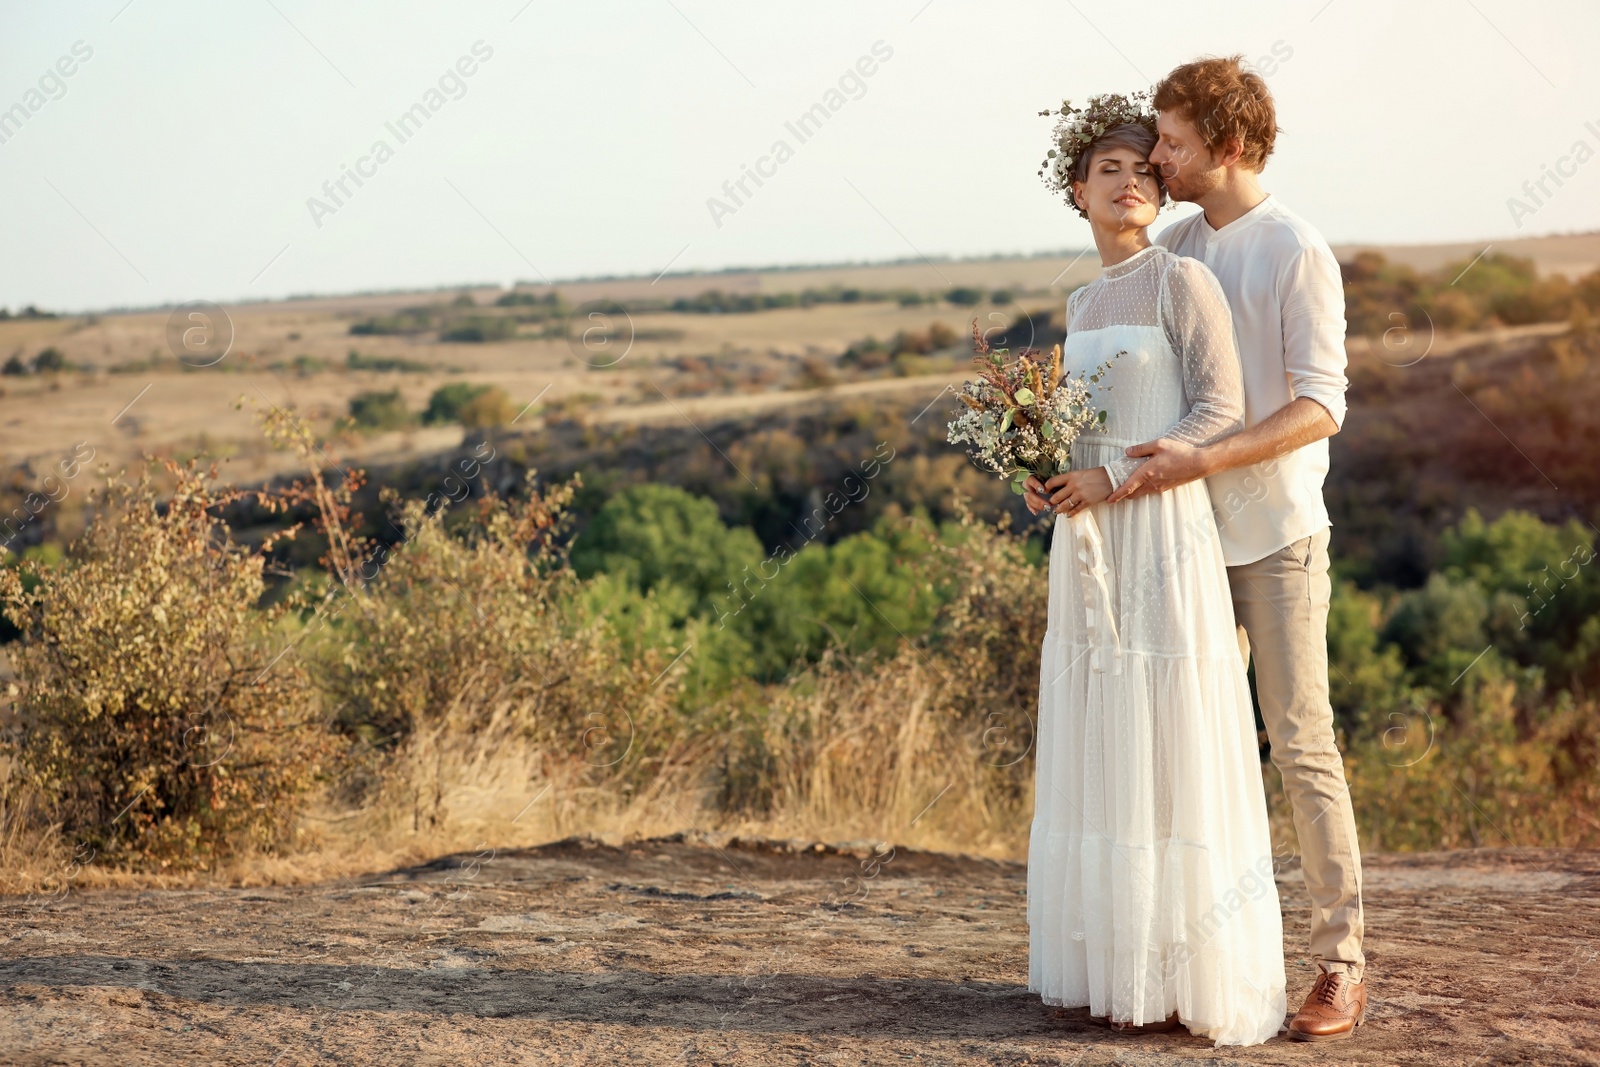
[2,230,1594,489]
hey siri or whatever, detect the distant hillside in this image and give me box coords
[122,230,1600,320]
[1331,231,1600,281]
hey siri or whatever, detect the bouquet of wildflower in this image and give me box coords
[947,322,1115,496]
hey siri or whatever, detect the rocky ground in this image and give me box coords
[1,834,1597,1066]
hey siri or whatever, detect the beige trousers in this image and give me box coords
[1227,526,1366,979]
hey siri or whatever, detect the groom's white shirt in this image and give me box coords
[1156,195,1349,567]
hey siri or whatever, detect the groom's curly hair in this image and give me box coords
[1153,55,1279,171]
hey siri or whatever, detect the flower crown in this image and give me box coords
[1038,91,1159,219]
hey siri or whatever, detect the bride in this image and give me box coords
[1022,94,1287,1046]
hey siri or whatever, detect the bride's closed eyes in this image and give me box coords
[1095,160,1156,178]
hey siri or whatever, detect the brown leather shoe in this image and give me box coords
[1289,970,1367,1041]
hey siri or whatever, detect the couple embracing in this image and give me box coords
[1021,56,1366,1045]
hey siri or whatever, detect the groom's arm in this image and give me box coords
[1105,398,1336,500]
[1107,244,1348,500]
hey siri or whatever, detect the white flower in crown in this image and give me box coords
[1037,90,1159,220]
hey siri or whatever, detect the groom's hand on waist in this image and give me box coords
[1105,438,1208,503]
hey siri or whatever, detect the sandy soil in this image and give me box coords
[1,835,1597,1066]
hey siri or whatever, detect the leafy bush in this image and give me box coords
[318,474,690,800]
[440,316,517,343]
[422,382,516,426]
[1322,507,1600,850]
[841,321,960,369]
[347,389,411,432]
[1325,580,1409,733]
[0,306,57,320]
[346,349,432,373]
[0,463,330,867]
[1341,251,1593,335]
[457,385,518,428]
[349,308,435,336]
[271,354,331,377]
[496,289,563,308]
[666,286,911,314]
[1344,681,1600,851]
[423,382,488,425]
[32,347,65,373]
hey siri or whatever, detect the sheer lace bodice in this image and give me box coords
[1063,245,1245,486]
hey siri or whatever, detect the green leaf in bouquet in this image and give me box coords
[1040,420,1055,440]
[1015,387,1035,405]
[1096,410,1108,424]
[1000,408,1014,432]
[1010,477,1026,495]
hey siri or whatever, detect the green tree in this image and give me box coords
[1440,509,1600,690]
[1381,573,1493,698]
[570,484,764,622]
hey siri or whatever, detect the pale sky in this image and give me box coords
[2,0,1597,313]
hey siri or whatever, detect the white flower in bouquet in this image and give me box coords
[947,321,1119,496]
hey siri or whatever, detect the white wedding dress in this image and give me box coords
[1026,244,1288,1046]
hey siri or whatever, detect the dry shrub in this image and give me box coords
[457,385,518,429]
[0,461,331,871]
[1340,680,1600,851]
[318,472,695,809]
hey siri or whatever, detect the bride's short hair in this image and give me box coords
[1070,122,1169,210]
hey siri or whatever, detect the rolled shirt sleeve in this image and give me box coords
[1279,246,1349,428]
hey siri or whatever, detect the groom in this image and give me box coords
[1105,55,1368,1041]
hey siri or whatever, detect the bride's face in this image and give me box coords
[1071,146,1160,231]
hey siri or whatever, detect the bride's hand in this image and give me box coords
[1049,468,1113,516]
[1023,474,1050,515]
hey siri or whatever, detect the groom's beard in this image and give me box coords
[1160,164,1223,204]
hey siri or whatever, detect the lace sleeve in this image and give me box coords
[1159,256,1246,446]
[1064,284,1086,333]
[1100,256,1246,489]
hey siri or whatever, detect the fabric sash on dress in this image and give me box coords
[1070,510,1122,674]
